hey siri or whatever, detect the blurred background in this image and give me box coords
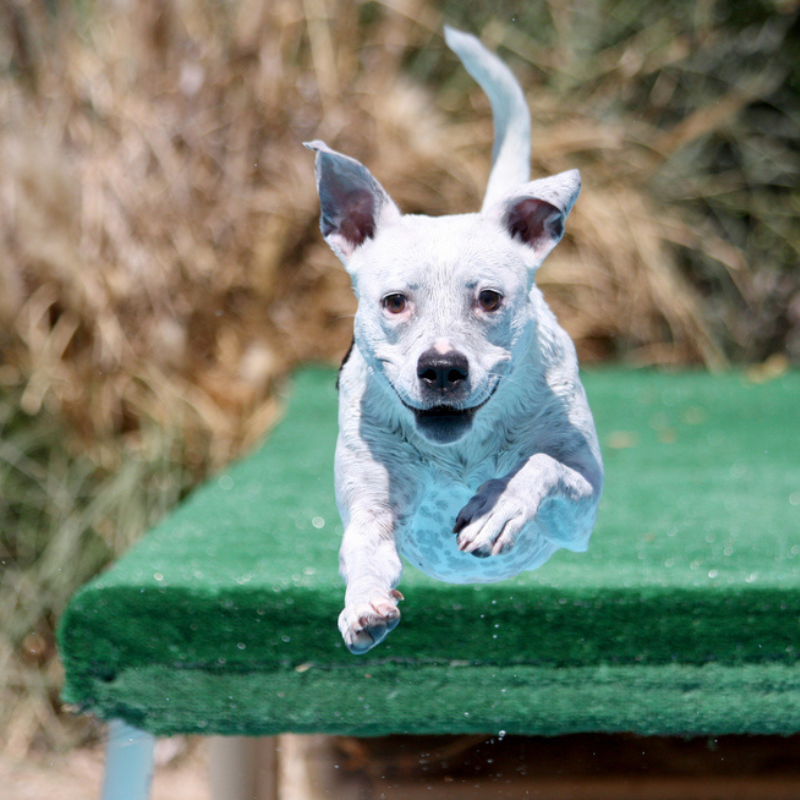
[0,0,798,776]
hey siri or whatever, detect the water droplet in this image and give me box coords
[312,516,325,529]
[153,572,164,582]
[237,642,246,650]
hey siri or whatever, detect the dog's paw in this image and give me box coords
[453,478,530,558]
[338,589,404,654]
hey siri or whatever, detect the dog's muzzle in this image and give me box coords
[398,349,496,444]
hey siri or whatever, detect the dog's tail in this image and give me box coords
[444,26,531,213]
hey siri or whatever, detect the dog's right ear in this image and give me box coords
[304,141,401,268]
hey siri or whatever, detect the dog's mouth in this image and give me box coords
[412,399,486,421]
[400,385,497,445]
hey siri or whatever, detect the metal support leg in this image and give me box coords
[101,720,156,800]
[209,736,278,800]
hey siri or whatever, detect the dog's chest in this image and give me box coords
[395,461,541,585]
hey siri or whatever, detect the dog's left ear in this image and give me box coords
[304,140,401,268]
[488,169,581,264]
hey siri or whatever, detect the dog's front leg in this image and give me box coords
[453,452,601,558]
[335,423,407,653]
[337,506,404,654]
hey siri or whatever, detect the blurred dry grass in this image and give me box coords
[0,0,798,754]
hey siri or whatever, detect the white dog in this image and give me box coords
[306,27,603,654]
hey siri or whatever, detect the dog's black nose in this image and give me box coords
[417,349,469,394]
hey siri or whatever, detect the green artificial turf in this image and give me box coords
[58,367,800,736]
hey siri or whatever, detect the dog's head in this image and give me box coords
[306,140,580,445]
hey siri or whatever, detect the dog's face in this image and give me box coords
[350,214,529,444]
[306,141,580,445]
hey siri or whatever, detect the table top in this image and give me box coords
[58,367,800,737]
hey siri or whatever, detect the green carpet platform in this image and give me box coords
[59,367,800,740]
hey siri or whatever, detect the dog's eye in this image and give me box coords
[382,294,408,314]
[477,289,503,312]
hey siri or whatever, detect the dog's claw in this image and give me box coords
[457,531,497,558]
[467,544,492,558]
[491,537,508,556]
[456,520,518,558]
